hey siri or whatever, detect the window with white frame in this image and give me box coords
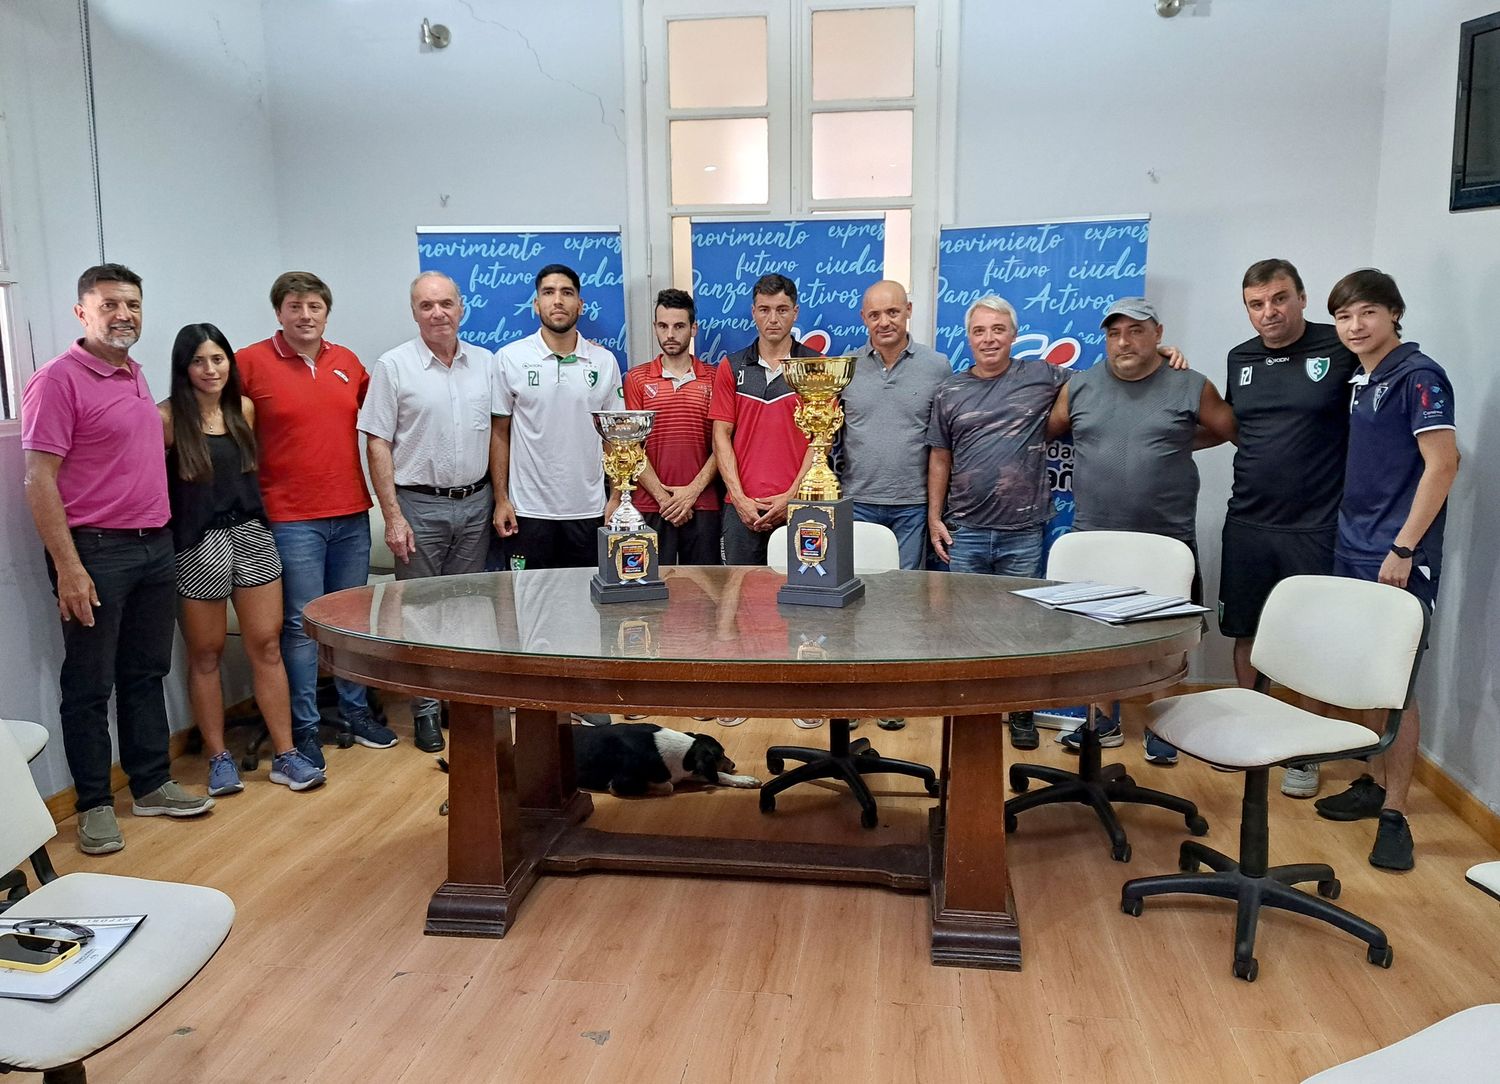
[639,0,950,342]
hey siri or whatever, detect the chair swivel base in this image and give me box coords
[1120,768,1393,982]
[760,719,940,830]
[1005,724,1208,862]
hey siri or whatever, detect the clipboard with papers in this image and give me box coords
[0,915,146,1001]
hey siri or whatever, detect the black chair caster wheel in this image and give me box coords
[1111,842,1132,863]
[850,737,872,756]
[766,756,785,774]
[860,807,879,830]
[1004,812,1017,833]
[1367,943,1394,969]
[924,778,941,797]
[1179,854,1199,873]
[1121,896,1143,917]
[1009,768,1030,793]
[1233,956,1259,982]
[1317,879,1341,900]
[239,754,258,773]
[1186,815,1209,836]
[336,733,354,749]
[759,792,776,814]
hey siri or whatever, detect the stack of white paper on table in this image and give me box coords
[1012,582,1209,625]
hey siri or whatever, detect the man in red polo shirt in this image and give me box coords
[236,272,396,765]
[621,289,721,565]
[22,263,214,855]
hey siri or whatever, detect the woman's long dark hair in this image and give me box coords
[169,323,257,482]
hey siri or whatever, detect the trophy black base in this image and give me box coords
[777,499,864,608]
[592,527,669,606]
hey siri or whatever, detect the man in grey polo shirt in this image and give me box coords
[359,271,503,753]
[841,280,951,571]
[1047,296,1237,764]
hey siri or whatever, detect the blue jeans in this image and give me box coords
[947,524,1044,577]
[270,512,373,741]
[852,502,928,571]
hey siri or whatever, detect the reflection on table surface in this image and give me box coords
[304,566,1200,666]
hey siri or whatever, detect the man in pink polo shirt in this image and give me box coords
[21,264,214,856]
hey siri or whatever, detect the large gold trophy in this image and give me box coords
[590,410,669,604]
[777,356,866,607]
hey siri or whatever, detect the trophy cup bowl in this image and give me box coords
[783,355,857,502]
[592,409,656,532]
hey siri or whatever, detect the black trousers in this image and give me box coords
[644,509,723,565]
[506,515,605,570]
[48,529,176,812]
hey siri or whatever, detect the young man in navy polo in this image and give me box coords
[1315,269,1460,872]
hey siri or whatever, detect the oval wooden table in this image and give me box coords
[305,565,1200,970]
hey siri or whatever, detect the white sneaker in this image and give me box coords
[794,718,824,730]
[1281,763,1321,798]
[716,717,747,727]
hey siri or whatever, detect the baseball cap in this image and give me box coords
[1099,297,1160,327]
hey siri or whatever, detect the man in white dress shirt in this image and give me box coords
[358,271,503,751]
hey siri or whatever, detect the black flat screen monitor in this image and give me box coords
[1452,11,1500,211]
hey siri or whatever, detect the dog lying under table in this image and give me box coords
[438,722,761,812]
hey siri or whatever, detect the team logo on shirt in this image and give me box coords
[586,369,600,387]
[1372,384,1391,413]
[1239,367,1254,387]
[644,383,658,399]
[1305,357,1331,382]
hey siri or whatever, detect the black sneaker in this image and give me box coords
[346,710,398,749]
[1009,712,1039,750]
[1314,773,1386,821]
[1369,809,1414,871]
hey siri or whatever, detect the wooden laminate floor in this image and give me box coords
[17,707,1500,1083]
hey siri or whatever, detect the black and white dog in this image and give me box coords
[573,723,761,796]
[436,723,760,813]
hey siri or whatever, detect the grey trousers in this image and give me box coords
[395,486,494,717]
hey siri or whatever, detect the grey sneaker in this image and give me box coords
[1281,763,1321,799]
[78,805,124,855]
[132,781,215,818]
[270,749,327,792]
[207,751,245,797]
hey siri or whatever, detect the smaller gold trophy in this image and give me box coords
[778,356,865,608]
[590,410,669,604]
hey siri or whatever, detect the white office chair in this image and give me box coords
[367,501,397,584]
[1121,575,1427,981]
[0,724,235,1084]
[766,519,903,576]
[1,720,58,907]
[758,522,939,829]
[1005,531,1207,861]
[1300,862,1500,1081]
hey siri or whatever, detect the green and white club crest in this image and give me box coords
[1305,357,1331,382]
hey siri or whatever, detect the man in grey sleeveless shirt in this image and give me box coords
[1047,297,1237,763]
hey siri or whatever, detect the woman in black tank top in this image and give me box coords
[160,324,324,795]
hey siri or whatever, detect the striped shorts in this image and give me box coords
[175,519,283,601]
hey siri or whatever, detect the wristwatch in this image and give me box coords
[1390,544,1414,559]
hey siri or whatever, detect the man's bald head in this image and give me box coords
[860,280,913,357]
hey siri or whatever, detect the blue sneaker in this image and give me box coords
[270,749,327,791]
[295,732,326,771]
[1059,705,1123,752]
[344,708,398,749]
[207,751,244,797]
[1144,730,1179,765]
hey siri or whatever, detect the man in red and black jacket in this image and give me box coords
[708,274,821,566]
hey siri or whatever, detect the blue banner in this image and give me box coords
[415,228,628,368]
[689,217,884,361]
[935,216,1150,543]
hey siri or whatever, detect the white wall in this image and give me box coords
[0,0,279,796]
[954,0,1393,684]
[260,0,629,364]
[1374,0,1500,813]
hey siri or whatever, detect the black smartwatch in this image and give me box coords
[1390,544,1414,559]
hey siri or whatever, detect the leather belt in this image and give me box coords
[398,479,490,499]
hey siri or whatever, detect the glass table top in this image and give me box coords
[304,566,1200,666]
